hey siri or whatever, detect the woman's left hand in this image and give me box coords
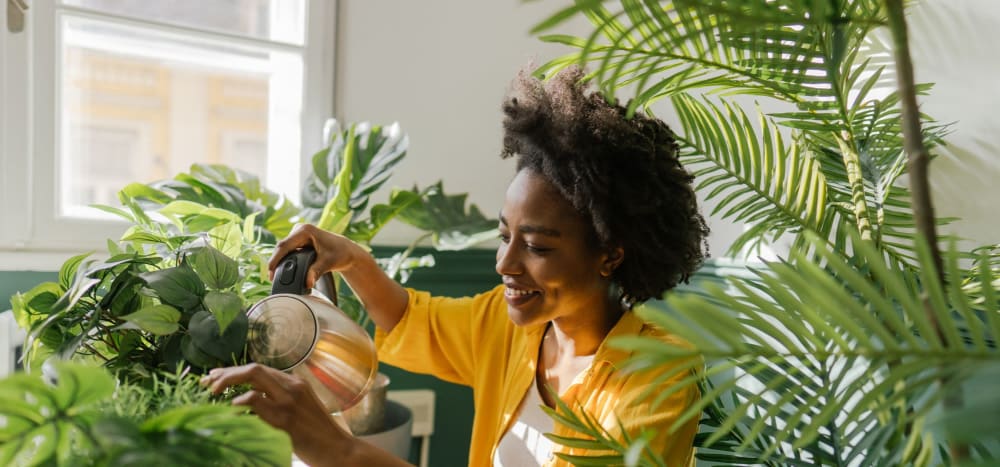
[200,363,353,466]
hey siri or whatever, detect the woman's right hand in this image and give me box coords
[201,363,354,466]
[269,223,410,333]
[269,223,364,290]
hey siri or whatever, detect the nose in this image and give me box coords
[495,242,521,276]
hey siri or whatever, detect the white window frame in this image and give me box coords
[0,0,336,269]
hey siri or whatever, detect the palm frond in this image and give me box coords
[534,0,886,113]
[598,233,1000,465]
[671,93,828,257]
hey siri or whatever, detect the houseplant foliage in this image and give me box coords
[6,124,496,465]
[533,1,999,465]
[0,361,290,466]
[299,120,496,323]
[12,119,493,376]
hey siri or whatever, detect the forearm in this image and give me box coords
[306,436,414,467]
[340,246,409,333]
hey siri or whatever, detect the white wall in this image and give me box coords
[333,0,745,254]
[906,0,1000,249]
[333,1,999,254]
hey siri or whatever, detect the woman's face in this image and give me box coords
[496,169,620,327]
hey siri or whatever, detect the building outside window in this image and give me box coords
[1,0,335,264]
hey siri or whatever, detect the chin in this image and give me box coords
[506,306,544,327]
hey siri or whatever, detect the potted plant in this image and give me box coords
[530,1,999,465]
[6,119,495,463]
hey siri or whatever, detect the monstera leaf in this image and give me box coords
[113,164,296,241]
[301,120,409,228]
[96,404,291,467]
[0,361,114,466]
[397,181,498,250]
[0,361,291,466]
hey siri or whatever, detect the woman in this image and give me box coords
[201,66,709,466]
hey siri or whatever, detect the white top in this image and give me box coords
[493,378,556,467]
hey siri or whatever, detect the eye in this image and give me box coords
[526,244,552,254]
[498,232,510,243]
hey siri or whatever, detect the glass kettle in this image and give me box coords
[245,247,378,413]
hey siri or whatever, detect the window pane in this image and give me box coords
[60,15,303,217]
[61,0,306,45]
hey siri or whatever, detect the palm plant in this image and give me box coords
[531,1,999,465]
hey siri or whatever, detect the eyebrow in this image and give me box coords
[499,213,562,237]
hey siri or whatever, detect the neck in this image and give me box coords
[548,294,624,357]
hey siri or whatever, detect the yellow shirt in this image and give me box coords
[374,285,699,466]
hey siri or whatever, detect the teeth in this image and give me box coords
[505,287,536,297]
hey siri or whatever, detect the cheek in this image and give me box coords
[534,258,602,292]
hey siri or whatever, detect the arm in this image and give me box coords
[201,363,413,467]
[269,224,410,333]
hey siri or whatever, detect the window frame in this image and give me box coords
[0,0,336,269]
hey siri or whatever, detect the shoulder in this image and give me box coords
[599,309,701,397]
[607,308,696,361]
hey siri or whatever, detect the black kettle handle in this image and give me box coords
[271,247,338,305]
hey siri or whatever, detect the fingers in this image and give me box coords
[230,389,295,429]
[200,363,294,406]
[268,223,313,279]
[201,363,355,461]
[268,224,354,286]
[305,267,318,290]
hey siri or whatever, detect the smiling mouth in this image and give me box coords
[505,286,538,297]
[504,286,540,306]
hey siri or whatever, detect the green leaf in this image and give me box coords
[139,265,206,311]
[89,203,135,222]
[346,189,422,244]
[119,183,172,204]
[11,282,63,328]
[208,222,243,259]
[58,252,93,291]
[121,229,172,245]
[302,120,409,225]
[317,125,358,234]
[188,245,239,290]
[0,362,114,465]
[45,360,117,409]
[160,200,212,217]
[181,334,221,369]
[396,181,497,250]
[202,291,243,334]
[186,310,248,365]
[120,304,181,336]
[138,404,292,466]
[543,433,608,450]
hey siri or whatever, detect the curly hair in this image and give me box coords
[500,65,709,306]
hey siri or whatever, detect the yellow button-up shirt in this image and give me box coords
[374,285,698,466]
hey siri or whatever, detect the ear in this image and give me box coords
[599,246,625,278]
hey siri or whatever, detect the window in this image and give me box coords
[1,0,334,267]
